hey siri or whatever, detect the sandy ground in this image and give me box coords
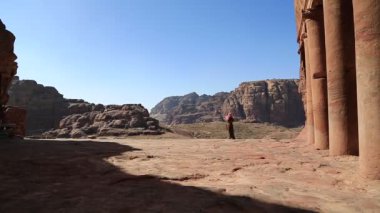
[0,136,379,212]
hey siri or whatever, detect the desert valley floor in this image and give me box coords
[0,135,379,213]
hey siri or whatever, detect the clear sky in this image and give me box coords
[1,0,299,110]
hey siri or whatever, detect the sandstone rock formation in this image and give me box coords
[222,80,305,127]
[151,92,229,124]
[8,76,70,134]
[295,0,380,179]
[8,77,162,137]
[0,20,26,137]
[42,104,161,139]
[151,79,305,127]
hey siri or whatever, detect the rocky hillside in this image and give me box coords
[8,77,71,134]
[151,79,305,127]
[42,104,161,139]
[151,92,229,124]
[8,77,161,137]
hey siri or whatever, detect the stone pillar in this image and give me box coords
[352,0,380,179]
[304,6,329,150]
[323,0,358,156]
[304,37,315,145]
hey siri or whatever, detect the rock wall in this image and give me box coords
[222,80,305,127]
[0,19,26,137]
[7,77,70,134]
[151,92,229,124]
[8,77,161,137]
[151,79,305,127]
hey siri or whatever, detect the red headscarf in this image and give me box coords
[225,112,233,121]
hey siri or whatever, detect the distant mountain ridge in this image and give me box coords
[151,92,229,124]
[151,79,305,127]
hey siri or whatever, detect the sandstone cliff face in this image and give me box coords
[151,92,229,124]
[8,77,161,137]
[151,79,305,127]
[8,77,72,134]
[222,80,305,127]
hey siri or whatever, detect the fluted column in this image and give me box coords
[323,0,358,156]
[352,0,380,179]
[304,6,329,150]
[304,36,315,145]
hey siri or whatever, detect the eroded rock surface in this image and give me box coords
[42,104,161,138]
[8,77,71,134]
[152,79,305,127]
[0,20,26,137]
[223,80,305,126]
[151,92,229,124]
[8,77,161,137]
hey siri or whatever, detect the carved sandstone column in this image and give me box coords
[352,0,380,179]
[304,6,329,150]
[303,36,315,145]
[323,0,358,156]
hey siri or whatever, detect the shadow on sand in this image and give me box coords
[0,139,315,213]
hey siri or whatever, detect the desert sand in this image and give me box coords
[0,135,379,212]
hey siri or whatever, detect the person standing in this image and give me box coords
[225,112,235,139]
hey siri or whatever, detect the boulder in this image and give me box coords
[45,104,162,138]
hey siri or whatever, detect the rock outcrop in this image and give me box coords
[222,80,305,127]
[7,76,70,134]
[8,77,162,137]
[42,104,161,138]
[151,79,305,127]
[151,92,229,124]
[0,19,26,137]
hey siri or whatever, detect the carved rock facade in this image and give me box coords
[295,0,380,179]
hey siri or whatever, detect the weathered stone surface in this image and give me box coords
[0,20,26,137]
[295,0,380,180]
[304,5,329,150]
[42,104,162,138]
[323,0,358,156]
[0,20,17,104]
[3,106,27,137]
[8,77,162,138]
[151,92,229,124]
[353,0,380,179]
[7,77,70,135]
[68,102,93,114]
[223,80,305,126]
[152,80,305,127]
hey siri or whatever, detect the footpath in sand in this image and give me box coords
[0,137,379,212]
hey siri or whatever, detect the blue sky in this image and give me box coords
[1,0,299,110]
